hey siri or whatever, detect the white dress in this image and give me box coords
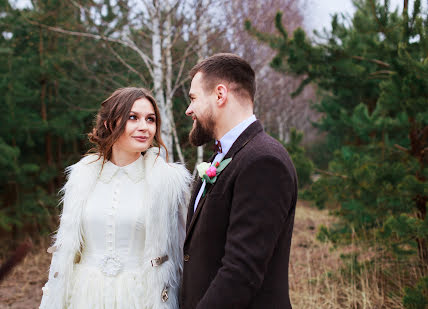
[67,155,152,309]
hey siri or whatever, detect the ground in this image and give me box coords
[0,201,400,308]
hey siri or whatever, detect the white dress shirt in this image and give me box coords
[193,115,257,212]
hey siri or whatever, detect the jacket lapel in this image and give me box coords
[222,120,263,161]
[186,177,201,231]
[184,121,264,245]
[186,152,217,231]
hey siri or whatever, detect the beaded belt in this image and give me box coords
[79,253,169,277]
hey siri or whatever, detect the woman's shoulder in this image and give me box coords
[64,153,102,180]
[144,148,191,184]
[77,153,103,165]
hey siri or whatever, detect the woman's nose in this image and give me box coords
[138,119,148,130]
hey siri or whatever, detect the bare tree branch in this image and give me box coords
[352,55,391,68]
[105,42,148,84]
[394,143,410,153]
[26,18,155,75]
[315,168,348,179]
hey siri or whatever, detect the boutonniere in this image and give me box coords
[196,158,232,196]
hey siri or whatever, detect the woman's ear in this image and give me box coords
[104,121,108,130]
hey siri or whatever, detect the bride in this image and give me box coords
[39,87,191,309]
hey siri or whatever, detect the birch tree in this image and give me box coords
[30,0,213,162]
[192,0,209,175]
[221,0,320,144]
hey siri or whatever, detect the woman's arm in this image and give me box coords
[40,162,85,309]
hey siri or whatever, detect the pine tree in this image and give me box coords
[282,128,314,188]
[0,0,144,239]
[247,0,427,305]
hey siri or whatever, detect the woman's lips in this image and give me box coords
[132,136,148,142]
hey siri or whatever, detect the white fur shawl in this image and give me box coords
[39,148,191,309]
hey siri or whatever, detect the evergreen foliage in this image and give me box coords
[403,275,428,308]
[282,128,314,188]
[247,0,428,305]
[0,0,197,241]
[0,0,142,236]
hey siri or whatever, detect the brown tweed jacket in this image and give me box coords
[180,120,298,309]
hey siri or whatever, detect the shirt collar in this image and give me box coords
[218,115,257,155]
[99,155,144,183]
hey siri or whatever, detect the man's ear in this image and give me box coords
[215,84,228,106]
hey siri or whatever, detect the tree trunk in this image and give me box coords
[277,114,284,142]
[39,27,54,194]
[193,0,209,175]
[151,2,173,160]
[164,0,183,163]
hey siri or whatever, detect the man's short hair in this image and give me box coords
[189,53,256,102]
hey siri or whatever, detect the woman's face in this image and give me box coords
[113,98,157,154]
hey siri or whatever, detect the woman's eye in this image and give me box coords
[129,115,137,120]
[147,117,156,122]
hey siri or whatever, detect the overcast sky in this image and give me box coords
[306,0,425,32]
[10,0,427,33]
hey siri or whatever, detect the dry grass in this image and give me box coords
[0,238,50,309]
[0,201,412,308]
[290,201,406,309]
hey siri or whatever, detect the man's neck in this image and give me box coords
[215,111,253,140]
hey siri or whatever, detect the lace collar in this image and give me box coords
[98,155,144,183]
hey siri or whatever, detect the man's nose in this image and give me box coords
[185,105,193,116]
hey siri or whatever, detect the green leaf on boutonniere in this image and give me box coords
[200,158,233,197]
[203,174,217,184]
[216,158,232,173]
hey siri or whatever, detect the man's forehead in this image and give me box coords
[189,73,203,95]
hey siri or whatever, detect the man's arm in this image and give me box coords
[196,155,296,308]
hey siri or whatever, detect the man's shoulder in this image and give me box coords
[245,131,290,159]
[236,130,296,176]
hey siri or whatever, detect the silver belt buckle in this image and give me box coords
[151,255,168,267]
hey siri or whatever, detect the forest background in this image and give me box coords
[0,0,427,308]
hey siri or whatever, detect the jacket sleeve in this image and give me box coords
[196,156,296,309]
[39,163,84,309]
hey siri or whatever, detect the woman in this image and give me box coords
[39,87,191,309]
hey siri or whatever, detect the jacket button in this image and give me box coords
[184,254,190,262]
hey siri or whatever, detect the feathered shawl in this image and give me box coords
[39,148,191,309]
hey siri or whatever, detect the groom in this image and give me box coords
[180,53,298,309]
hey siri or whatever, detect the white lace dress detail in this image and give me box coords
[66,155,150,309]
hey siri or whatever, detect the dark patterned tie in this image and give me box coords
[213,140,222,154]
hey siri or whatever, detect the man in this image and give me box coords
[180,53,297,309]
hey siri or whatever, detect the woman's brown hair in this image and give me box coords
[88,87,168,162]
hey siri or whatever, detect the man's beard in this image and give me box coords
[189,115,215,146]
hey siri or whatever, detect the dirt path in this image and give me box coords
[0,242,50,309]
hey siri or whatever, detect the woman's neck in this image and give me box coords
[110,148,141,167]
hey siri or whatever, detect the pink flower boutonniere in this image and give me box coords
[196,158,232,196]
